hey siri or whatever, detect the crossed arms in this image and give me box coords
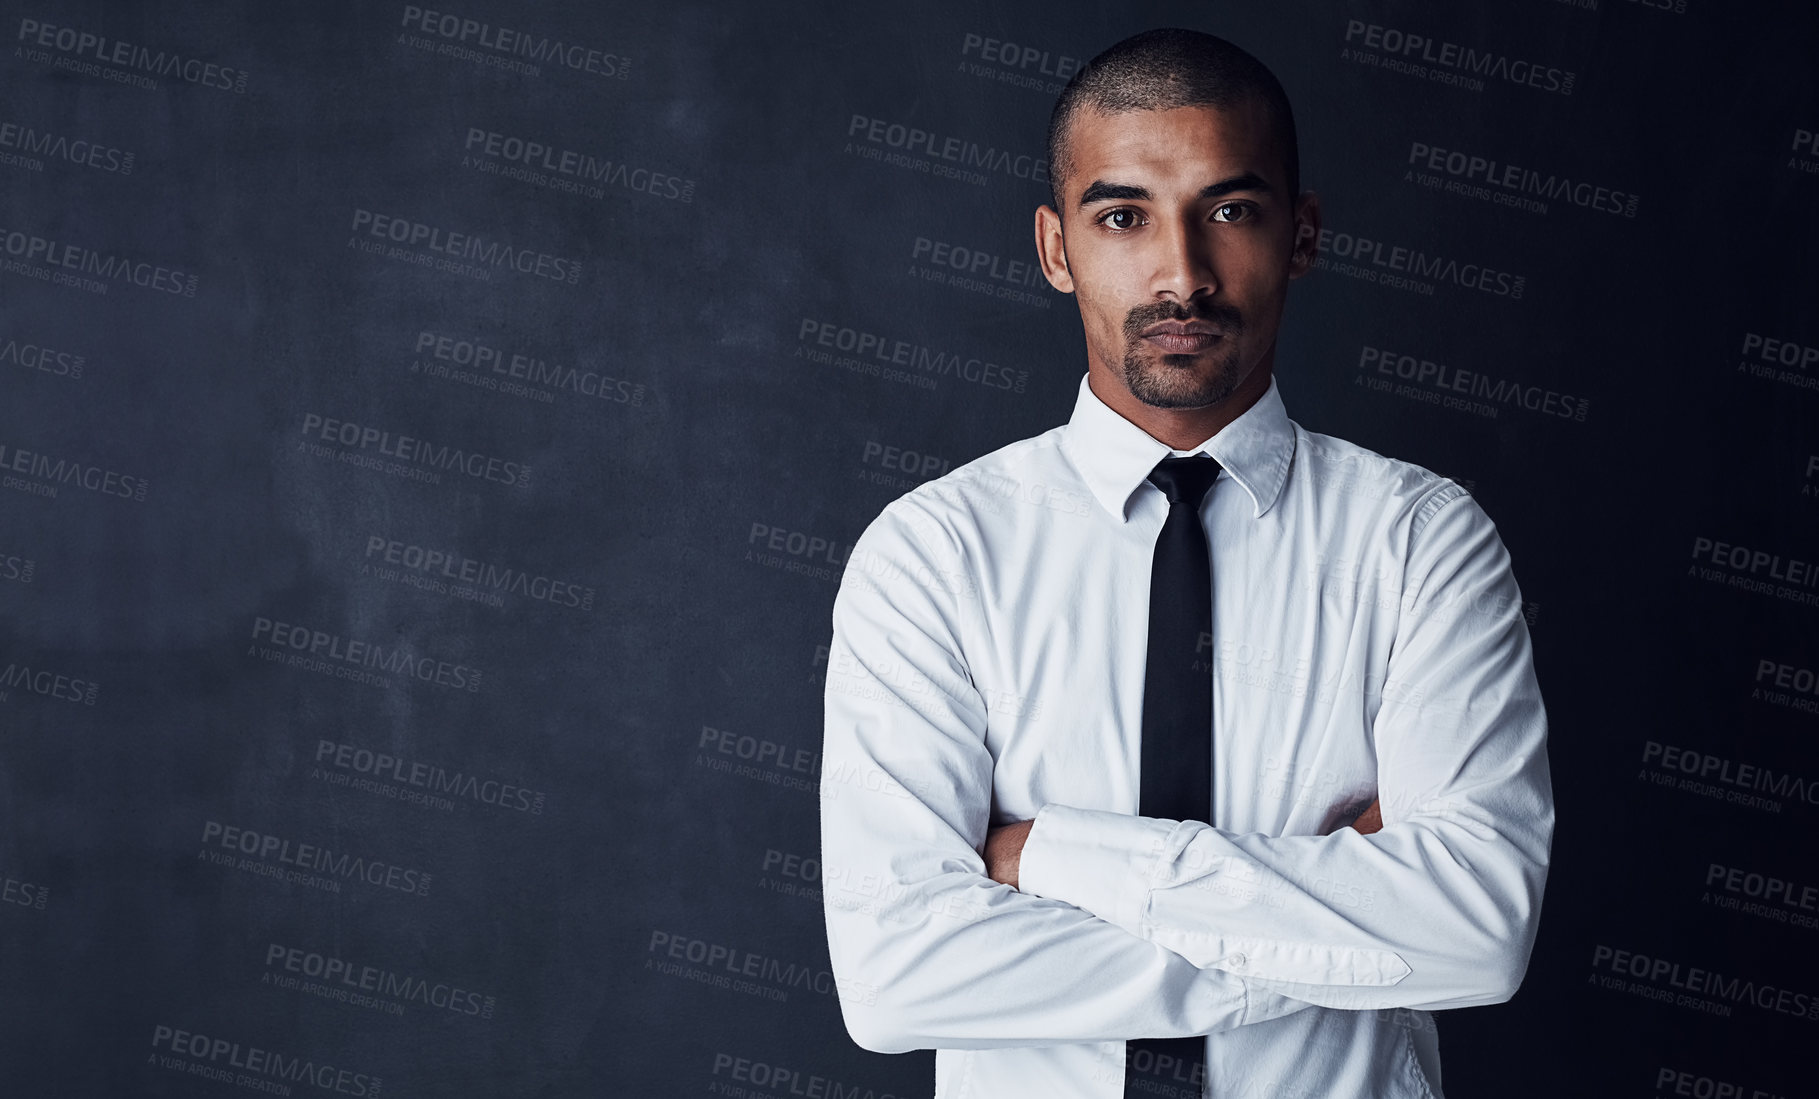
[979,798,1380,892]
[819,491,1553,1055]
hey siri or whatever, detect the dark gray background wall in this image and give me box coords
[2,1,1816,1095]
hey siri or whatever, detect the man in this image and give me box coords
[819,27,1552,1099]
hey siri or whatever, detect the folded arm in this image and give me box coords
[820,498,1318,1054]
[1016,489,1555,1012]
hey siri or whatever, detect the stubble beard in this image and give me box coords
[1118,301,1247,410]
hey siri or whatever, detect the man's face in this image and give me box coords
[1037,101,1312,411]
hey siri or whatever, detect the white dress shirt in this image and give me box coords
[819,370,1553,1099]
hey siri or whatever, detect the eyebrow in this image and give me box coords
[1077,171,1274,208]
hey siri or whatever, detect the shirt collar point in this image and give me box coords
[1065,371,1295,523]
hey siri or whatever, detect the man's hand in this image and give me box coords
[984,819,1034,890]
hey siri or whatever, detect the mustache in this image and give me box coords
[1122,299,1244,339]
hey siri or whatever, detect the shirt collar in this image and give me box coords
[1060,370,1296,523]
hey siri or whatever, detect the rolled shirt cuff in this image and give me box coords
[1018,803,1177,937]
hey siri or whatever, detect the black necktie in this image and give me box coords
[1126,454,1221,1099]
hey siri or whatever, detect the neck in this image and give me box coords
[1088,356,1274,451]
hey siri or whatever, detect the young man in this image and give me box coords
[820,27,1552,1099]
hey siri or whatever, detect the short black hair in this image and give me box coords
[1046,28,1300,211]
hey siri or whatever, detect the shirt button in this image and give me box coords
[1227,953,1247,969]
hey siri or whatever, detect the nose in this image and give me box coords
[1150,210,1218,303]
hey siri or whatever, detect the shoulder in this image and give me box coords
[843,426,1075,601]
[868,425,1078,541]
[1290,424,1519,604]
[1291,422,1476,539]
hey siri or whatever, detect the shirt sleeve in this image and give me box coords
[821,494,1318,1054]
[1017,487,1555,1012]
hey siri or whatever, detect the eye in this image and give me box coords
[1095,207,1146,232]
[1212,203,1254,224]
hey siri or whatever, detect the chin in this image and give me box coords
[1124,351,1246,410]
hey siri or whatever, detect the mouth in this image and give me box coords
[1140,323,1224,355]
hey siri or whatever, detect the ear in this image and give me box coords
[1288,190,1320,281]
[1035,204,1075,294]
